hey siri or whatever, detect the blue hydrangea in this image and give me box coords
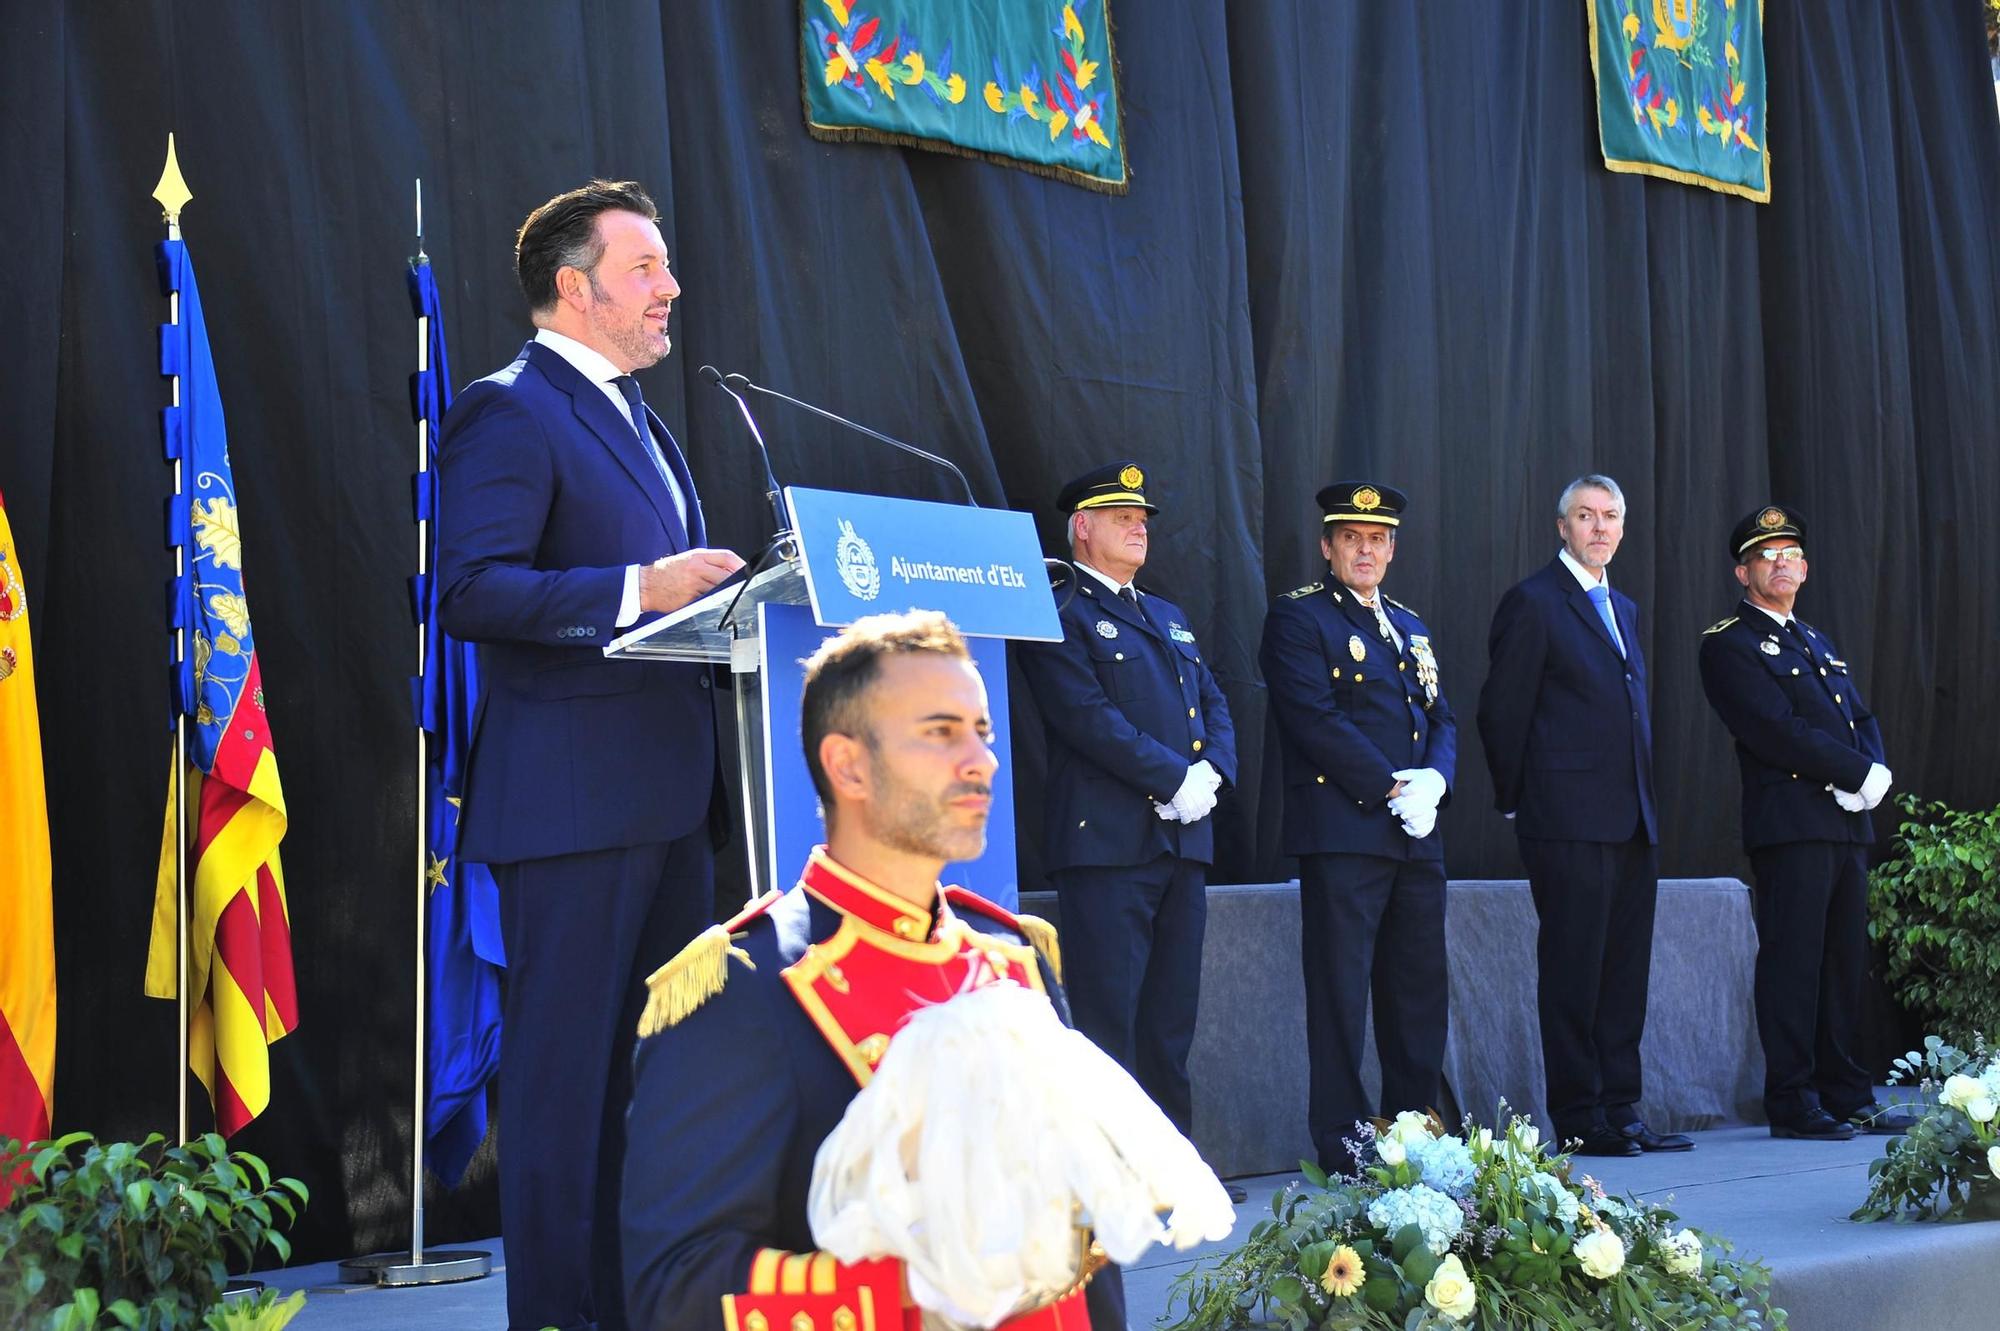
[1409,1134,1476,1198]
[1366,1184,1464,1256]
[1522,1170,1580,1225]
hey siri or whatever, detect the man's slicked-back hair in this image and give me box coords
[1556,473,1627,520]
[514,179,660,314]
[799,610,973,808]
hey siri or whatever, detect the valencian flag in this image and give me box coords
[0,490,55,1156]
[409,253,504,1186]
[144,236,298,1137]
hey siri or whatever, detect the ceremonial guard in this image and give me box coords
[1697,505,1907,1140]
[1015,462,1237,1152]
[620,611,1125,1331]
[1258,482,1456,1173]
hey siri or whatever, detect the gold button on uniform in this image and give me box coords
[1192,739,1204,752]
[893,916,923,940]
[1835,694,1842,703]
[1188,707,1196,718]
[1315,775,1326,784]
[1791,667,1800,675]
[1353,672,1364,682]
[1114,652,1125,661]
[1412,731,1419,741]
[1398,661,1406,671]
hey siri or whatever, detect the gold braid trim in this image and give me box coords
[1702,616,1740,636]
[1016,913,1063,985]
[637,925,755,1037]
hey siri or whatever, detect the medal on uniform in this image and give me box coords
[1348,634,1366,663]
[1095,620,1119,639]
[1760,639,1780,655]
[1410,634,1440,706]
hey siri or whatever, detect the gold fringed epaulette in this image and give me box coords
[637,924,755,1038]
[1284,581,1325,600]
[1702,616,1739,636]
[1015,913,1063,985]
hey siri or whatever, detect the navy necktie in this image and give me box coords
[1587,583,1625,658]
[1118,585,1139,608]
[612,376,678,496]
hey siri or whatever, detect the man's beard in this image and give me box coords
[587,274,668,368]
[869,761,990,864]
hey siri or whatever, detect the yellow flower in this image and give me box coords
[899,51,925,85]
[1063,4,1084,43]
[824,0,851,25]
[865,58,896,98]
[207,591,251,637]
[983,80,1006,112]
[1731,79,1747,106]
[1726,39,1739,64]
[824,50,856,86]
[945,72,966,104]
[191,496,243,570]
[1664,97,1678,126]
[1020,83,1039,113]
[1697,105,1717,132]
[214,632,242,657]
[1321,1244,1366,1298]
[1049,109,1069,140]
[1622,12,1641,40]
[1074,57,1099,89]
[1078,104,1109,147]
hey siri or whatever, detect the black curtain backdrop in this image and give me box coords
[3,0,1996,1263]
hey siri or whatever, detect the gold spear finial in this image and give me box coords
[153,134,193,233]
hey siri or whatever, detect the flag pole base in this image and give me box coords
[336,1249,493,1286]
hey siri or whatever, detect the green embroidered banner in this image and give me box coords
[801,0,1128,194]
[1588,0,1769,202]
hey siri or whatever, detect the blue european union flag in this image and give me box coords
[409,256,504,1187]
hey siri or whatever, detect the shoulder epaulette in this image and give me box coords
[1284,581,1324,600]
[942,887,1063,982]
[1386,594,1420,617]
[1701,616,1739,636]
[635,889,779,1037]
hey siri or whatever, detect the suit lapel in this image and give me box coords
[1562,573,1623,660]
[1076,577,1160,640]
[644,405,702,548]
[526,342,685,547]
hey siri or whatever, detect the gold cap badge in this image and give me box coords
[1758,506,1786,530]
[1352,486,1381,511]
[1119,465,1144,489]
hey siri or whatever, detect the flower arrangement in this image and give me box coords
[1852,1035,2000,1222]
[1166,1110,1784,1330]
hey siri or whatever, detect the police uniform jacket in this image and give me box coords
[1698,602,1886,852]
[620,851,1121,1331]
[1016,574,1237,872]
[1259,582,1457,861]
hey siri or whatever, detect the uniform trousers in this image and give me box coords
[495,833,714,1331]
[1298,853,1448,1171]
[1748,841,1873,1123]
[1518,833,1658,1143]
[1050,853,1207,1134]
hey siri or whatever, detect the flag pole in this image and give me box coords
[338,180,490,1288]
[153,135,194,1146]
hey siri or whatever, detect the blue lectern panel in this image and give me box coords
[759,601,1019,909]
[786,486,1060,642]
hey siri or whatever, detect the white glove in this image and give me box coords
[1153,800,1180,822]
[1164,762,1221,824]
[1859,762,1892,810]
[1830,787,1868,813]
[1394,802,1438,838]
[1391,767,1447,812]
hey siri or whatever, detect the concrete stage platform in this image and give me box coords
[255,1117,1996,1331]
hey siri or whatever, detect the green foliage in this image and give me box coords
[0,1132,309,1331]
[1165,1114,1783,1331]
[1867,795,2000,1046]
[1851,1036,2000,1222]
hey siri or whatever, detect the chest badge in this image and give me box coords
[1760,639,1780,656]
[1169,621,1196,645]
[1348,634,1367,663]
[1095,619,1119,639]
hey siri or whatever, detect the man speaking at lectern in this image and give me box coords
[437,179,743,1331]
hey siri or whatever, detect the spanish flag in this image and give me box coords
[0,490,54,1152]
[144,237,297,1136]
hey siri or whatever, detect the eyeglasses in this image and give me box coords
[1751,545,1805,563]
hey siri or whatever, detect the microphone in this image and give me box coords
[698,364,791,538]
[726,374,979,507]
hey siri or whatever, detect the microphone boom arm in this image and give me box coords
[727,374,979,507]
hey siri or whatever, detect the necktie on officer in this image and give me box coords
[1587,583,1625,658]
[1118,585,1140,609]
[1783,617,1813,664]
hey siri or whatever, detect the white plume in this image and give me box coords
[808,981,1235,1327]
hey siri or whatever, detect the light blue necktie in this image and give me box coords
[1587,583,1625,658]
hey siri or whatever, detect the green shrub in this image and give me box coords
[1868,795,2000,1046]
[0,1132,308,1331]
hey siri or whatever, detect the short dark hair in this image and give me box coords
[514,180,659,313]
[799,611,973,808]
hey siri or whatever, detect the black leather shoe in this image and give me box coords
[1838,1102,1918,1135]
[1619,1120,1694,1152]
[1770,1107,1857,1140]
[1573,1126,1642,1157]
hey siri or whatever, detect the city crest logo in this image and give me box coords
[834,518,880,601]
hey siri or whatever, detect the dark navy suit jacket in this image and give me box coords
[437,339,715,864]
[1016,573,1237,872]
[1697,601,1886,852]
[1476,556,1657,844]
[1259,582,1457,861]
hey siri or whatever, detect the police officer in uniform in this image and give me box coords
[1697,505,1907,1140]
[1258,482,1456,1173]
[1016,462,1237,1152]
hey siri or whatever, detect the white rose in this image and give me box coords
[1389,1110,1433,1146]
[1576,1228,1626,1280]
[1424,1253,1477,1322]
[1968,1096,1998,1125]
[1378,1135,1408,1167]
[1660,1228,1703,1277]
[1988,1145,2000,1182]
[1473,1127,1494,1153]
[1940,1074,1985,1113]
